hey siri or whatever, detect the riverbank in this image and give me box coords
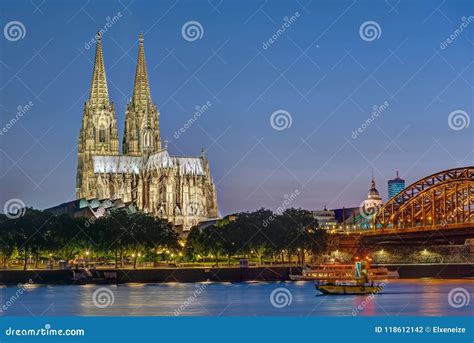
[0,264,472,285]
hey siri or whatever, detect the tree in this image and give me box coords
[139,214,178,267]
[95,210,133,268]
[0,214,15,269]
[200,225,224,266]
[185,226,205,261]
[220,221,239,266]
[272,208,325,264]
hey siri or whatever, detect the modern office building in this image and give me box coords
[388,171,405,199]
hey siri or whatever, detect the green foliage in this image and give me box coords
[0,207,329,269]
[0,209,179,269]
[185,208,328,264]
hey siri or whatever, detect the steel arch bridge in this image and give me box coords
[374,167,474,231]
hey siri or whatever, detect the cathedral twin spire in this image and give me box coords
[87,32,161,156]
[89,33,109,108]
[132,33,152,109]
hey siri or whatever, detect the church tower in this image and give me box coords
[76,32,119,198]
[123,33,161,156]
[364,173,383,212]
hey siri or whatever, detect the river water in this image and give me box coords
[0,279,472,316]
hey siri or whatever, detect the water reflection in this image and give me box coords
[0,280,471,317]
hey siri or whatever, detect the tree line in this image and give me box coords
[185,208,328,266]
[0,207,327,270]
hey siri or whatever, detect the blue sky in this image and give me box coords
[0,0,472,216]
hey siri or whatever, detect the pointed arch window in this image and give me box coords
[143,129,153,149]
[99,126,106,143]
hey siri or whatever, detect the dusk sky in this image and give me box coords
[0,0,472,216]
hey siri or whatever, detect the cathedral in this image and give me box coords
[76,33,218,230]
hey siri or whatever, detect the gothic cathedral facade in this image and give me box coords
[76,33,218,230]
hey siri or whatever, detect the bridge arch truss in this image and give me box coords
[374,167,474,230]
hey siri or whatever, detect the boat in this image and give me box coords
[71,268,119,284]
[314,260,385,295]
[290,262,398,281]
[315,282,382,295]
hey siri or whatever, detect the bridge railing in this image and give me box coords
[332,221,473,236]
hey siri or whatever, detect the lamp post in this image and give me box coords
[85,251,90,267]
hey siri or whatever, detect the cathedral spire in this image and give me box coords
[132,33,152,108]
[89,32,110,108]
[123,33,161,156]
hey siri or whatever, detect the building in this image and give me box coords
[333,207,361,226]
[364,175,383,212]
[45,198,137,220]
[312,207,338,229]
[76,33,218,231]
[388,171,405,199]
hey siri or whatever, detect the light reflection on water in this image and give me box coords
[0,279,472,316]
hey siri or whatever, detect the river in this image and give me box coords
[0,279,472,316]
